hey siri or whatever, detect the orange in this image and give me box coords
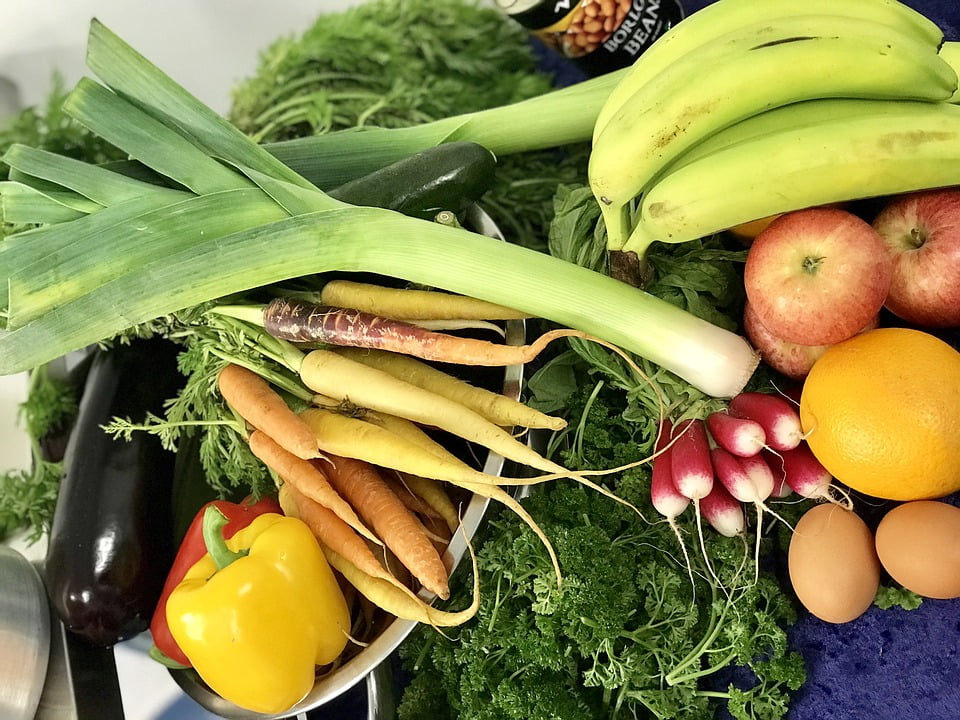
[799,327,960,501]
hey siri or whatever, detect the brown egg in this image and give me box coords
[875,500,960,599]
[788,503,881,623]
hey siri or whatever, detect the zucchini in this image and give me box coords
[327,141,497,219]
[44,338,184,647]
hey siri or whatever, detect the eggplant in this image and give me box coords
[44,337,184,647]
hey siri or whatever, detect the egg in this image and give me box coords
[875,500,960,599]
[788,503,881,623]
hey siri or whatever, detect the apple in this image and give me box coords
[743,207,893,346]
[743,300,879,380]
[872,188,960,327]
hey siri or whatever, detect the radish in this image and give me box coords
[650,419,690,520]
[727,391,803,452]
[700,481,745,538]
[650,418,695,590]
[779,442,851,508]
[711,445,789,578]
[706,411,766,457]
[669,418,720,590]
[670,419,714,500]
[738,452,775,502]
[761,449,793,498]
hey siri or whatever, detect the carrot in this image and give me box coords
[217,363,317,459]
[383,472,443,520]
[322,453,451,600]
[263,297,585,367]
[247,429,379,544]
[277,483,388,584]
[319,279,531,321]
[300,349,568,476]
[333,347,566,431]
[396,473,460,534]
[300,407,503,488]
[300,406,563,587]
[321,546,479,628]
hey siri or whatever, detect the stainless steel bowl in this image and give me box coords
[170,206,526,719]
[0,545,51,720]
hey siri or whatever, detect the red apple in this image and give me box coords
[743,207,892,346]
[743,300,879,380]
[872,188,960,327]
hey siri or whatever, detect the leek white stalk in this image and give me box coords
[0,204,758,397]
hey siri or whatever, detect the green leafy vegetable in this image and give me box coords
[399,383,805,720]
[230,0,591,251]
[0,363,82,542]
[874,585,924,611]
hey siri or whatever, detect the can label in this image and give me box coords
[501,0,685,75]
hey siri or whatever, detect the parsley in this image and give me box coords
[0,363,83,542]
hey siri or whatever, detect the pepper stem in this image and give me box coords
[202,505,249,571]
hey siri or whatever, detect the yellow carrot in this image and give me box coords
[333,347,566,431]
[320,279,531,321]
[300,349,566,475]
[217,363,317,459]
[248,429,379,544]
[322,545,480,628]
[300,407,505,488]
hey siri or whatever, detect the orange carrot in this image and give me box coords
[278,483,388,585]
[383,472,443,520]
[396,472,460,534]
[247,429,379,545]
[322,453,450,600]
[263,297,587,367]
[217,363,317,459]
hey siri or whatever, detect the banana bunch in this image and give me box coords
[588,0,960,273]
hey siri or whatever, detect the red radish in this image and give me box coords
[700,481,745,538]
[650,418,695,589]
[670,419,714,499]
[779,442,849,507]
[762,449,793,498]
[738,452,775,502]
[727,391,803,452]
[706,411,766,457]
[650,419,689,520]
[711,446,786,579]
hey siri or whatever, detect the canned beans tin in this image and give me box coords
[498,0,685,75]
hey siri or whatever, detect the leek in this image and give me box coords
[263,70,629,189]
[0,20,759,399]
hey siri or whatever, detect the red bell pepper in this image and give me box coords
[148,495,282,667]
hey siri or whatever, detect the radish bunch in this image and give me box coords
[651,391,844,541]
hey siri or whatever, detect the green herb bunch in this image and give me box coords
[229,0,590,251]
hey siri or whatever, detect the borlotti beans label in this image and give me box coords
[498,0,685,75]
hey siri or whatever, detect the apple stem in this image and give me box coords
[802,256,825,274]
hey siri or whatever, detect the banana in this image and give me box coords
[589,14,958,250]
[941,42,960,102]
[629,99,960,251]
[591,0,945,144]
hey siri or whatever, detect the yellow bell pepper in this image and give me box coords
[165,506,351,714]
